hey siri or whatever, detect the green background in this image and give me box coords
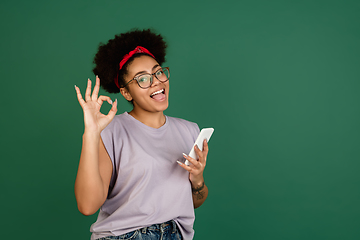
[1,0,359,239]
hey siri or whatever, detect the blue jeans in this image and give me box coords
[98,220,183,240]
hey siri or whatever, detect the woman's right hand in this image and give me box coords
[75,76,118,134]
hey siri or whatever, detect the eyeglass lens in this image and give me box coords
[137,68,169,88]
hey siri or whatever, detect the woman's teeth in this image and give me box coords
[151,89,164,97]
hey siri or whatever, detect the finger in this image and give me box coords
[177,160,194,172]
[91,75,100,101]
[85,78,92,102]
[106,99,118,120]
[182,153,201,169]
[194,145,204,160]
[74,85,86,107]
[194,144,207,165]
[202,139,209,162]
[203,139,209,153]
[97,95,112,106]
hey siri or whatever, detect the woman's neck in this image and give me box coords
[128,109,166,129]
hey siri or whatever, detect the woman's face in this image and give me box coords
[121,55,169,113]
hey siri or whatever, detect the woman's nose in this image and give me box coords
[151,75,162,87]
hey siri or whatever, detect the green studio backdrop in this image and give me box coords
[1,0,359,239]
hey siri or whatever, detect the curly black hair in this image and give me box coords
[93,29,167,93]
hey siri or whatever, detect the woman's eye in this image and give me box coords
[139,76,149,82]
[156,70,163,77]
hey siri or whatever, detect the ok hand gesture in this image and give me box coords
[75,76,118,134]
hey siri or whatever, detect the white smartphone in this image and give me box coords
[185,128,214,166]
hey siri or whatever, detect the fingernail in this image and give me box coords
[177,161,183,165]
[182,153,188,157]
[109,100,113,104]
[74,85,77,89]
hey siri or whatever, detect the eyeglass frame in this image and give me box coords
[122,67,170,89]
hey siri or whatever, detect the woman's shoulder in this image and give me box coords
[167,115,197,125]
[167,115,200,134]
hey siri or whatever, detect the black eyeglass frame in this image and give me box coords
[122,67,170,89]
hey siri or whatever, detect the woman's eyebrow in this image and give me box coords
[152,64,160,71]
[134,64,161,76]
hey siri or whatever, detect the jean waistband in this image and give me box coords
[140,220,178,234]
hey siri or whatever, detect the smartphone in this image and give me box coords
[185,128,214,166]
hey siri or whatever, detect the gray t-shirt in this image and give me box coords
[90,112,200,240]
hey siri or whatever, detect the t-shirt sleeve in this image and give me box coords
[100,123,117,194]
[100,128,115,164]
[190,122,200,141]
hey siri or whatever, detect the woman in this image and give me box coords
[74,29,209,240]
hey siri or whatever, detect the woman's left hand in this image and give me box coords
[178,139,209,186]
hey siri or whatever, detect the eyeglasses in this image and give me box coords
[123,67,170,89]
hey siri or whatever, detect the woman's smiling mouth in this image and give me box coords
[150,88,166,101]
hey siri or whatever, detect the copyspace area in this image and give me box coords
[1,1,359,239]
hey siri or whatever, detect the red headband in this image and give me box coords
[114,46,155,89]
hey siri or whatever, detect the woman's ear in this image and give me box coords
[120,87,133,101]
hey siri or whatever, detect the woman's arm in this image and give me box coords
[191,178,208,208]
[74,77,117,215]
[75,135,113,215]
[178,140,209,208]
